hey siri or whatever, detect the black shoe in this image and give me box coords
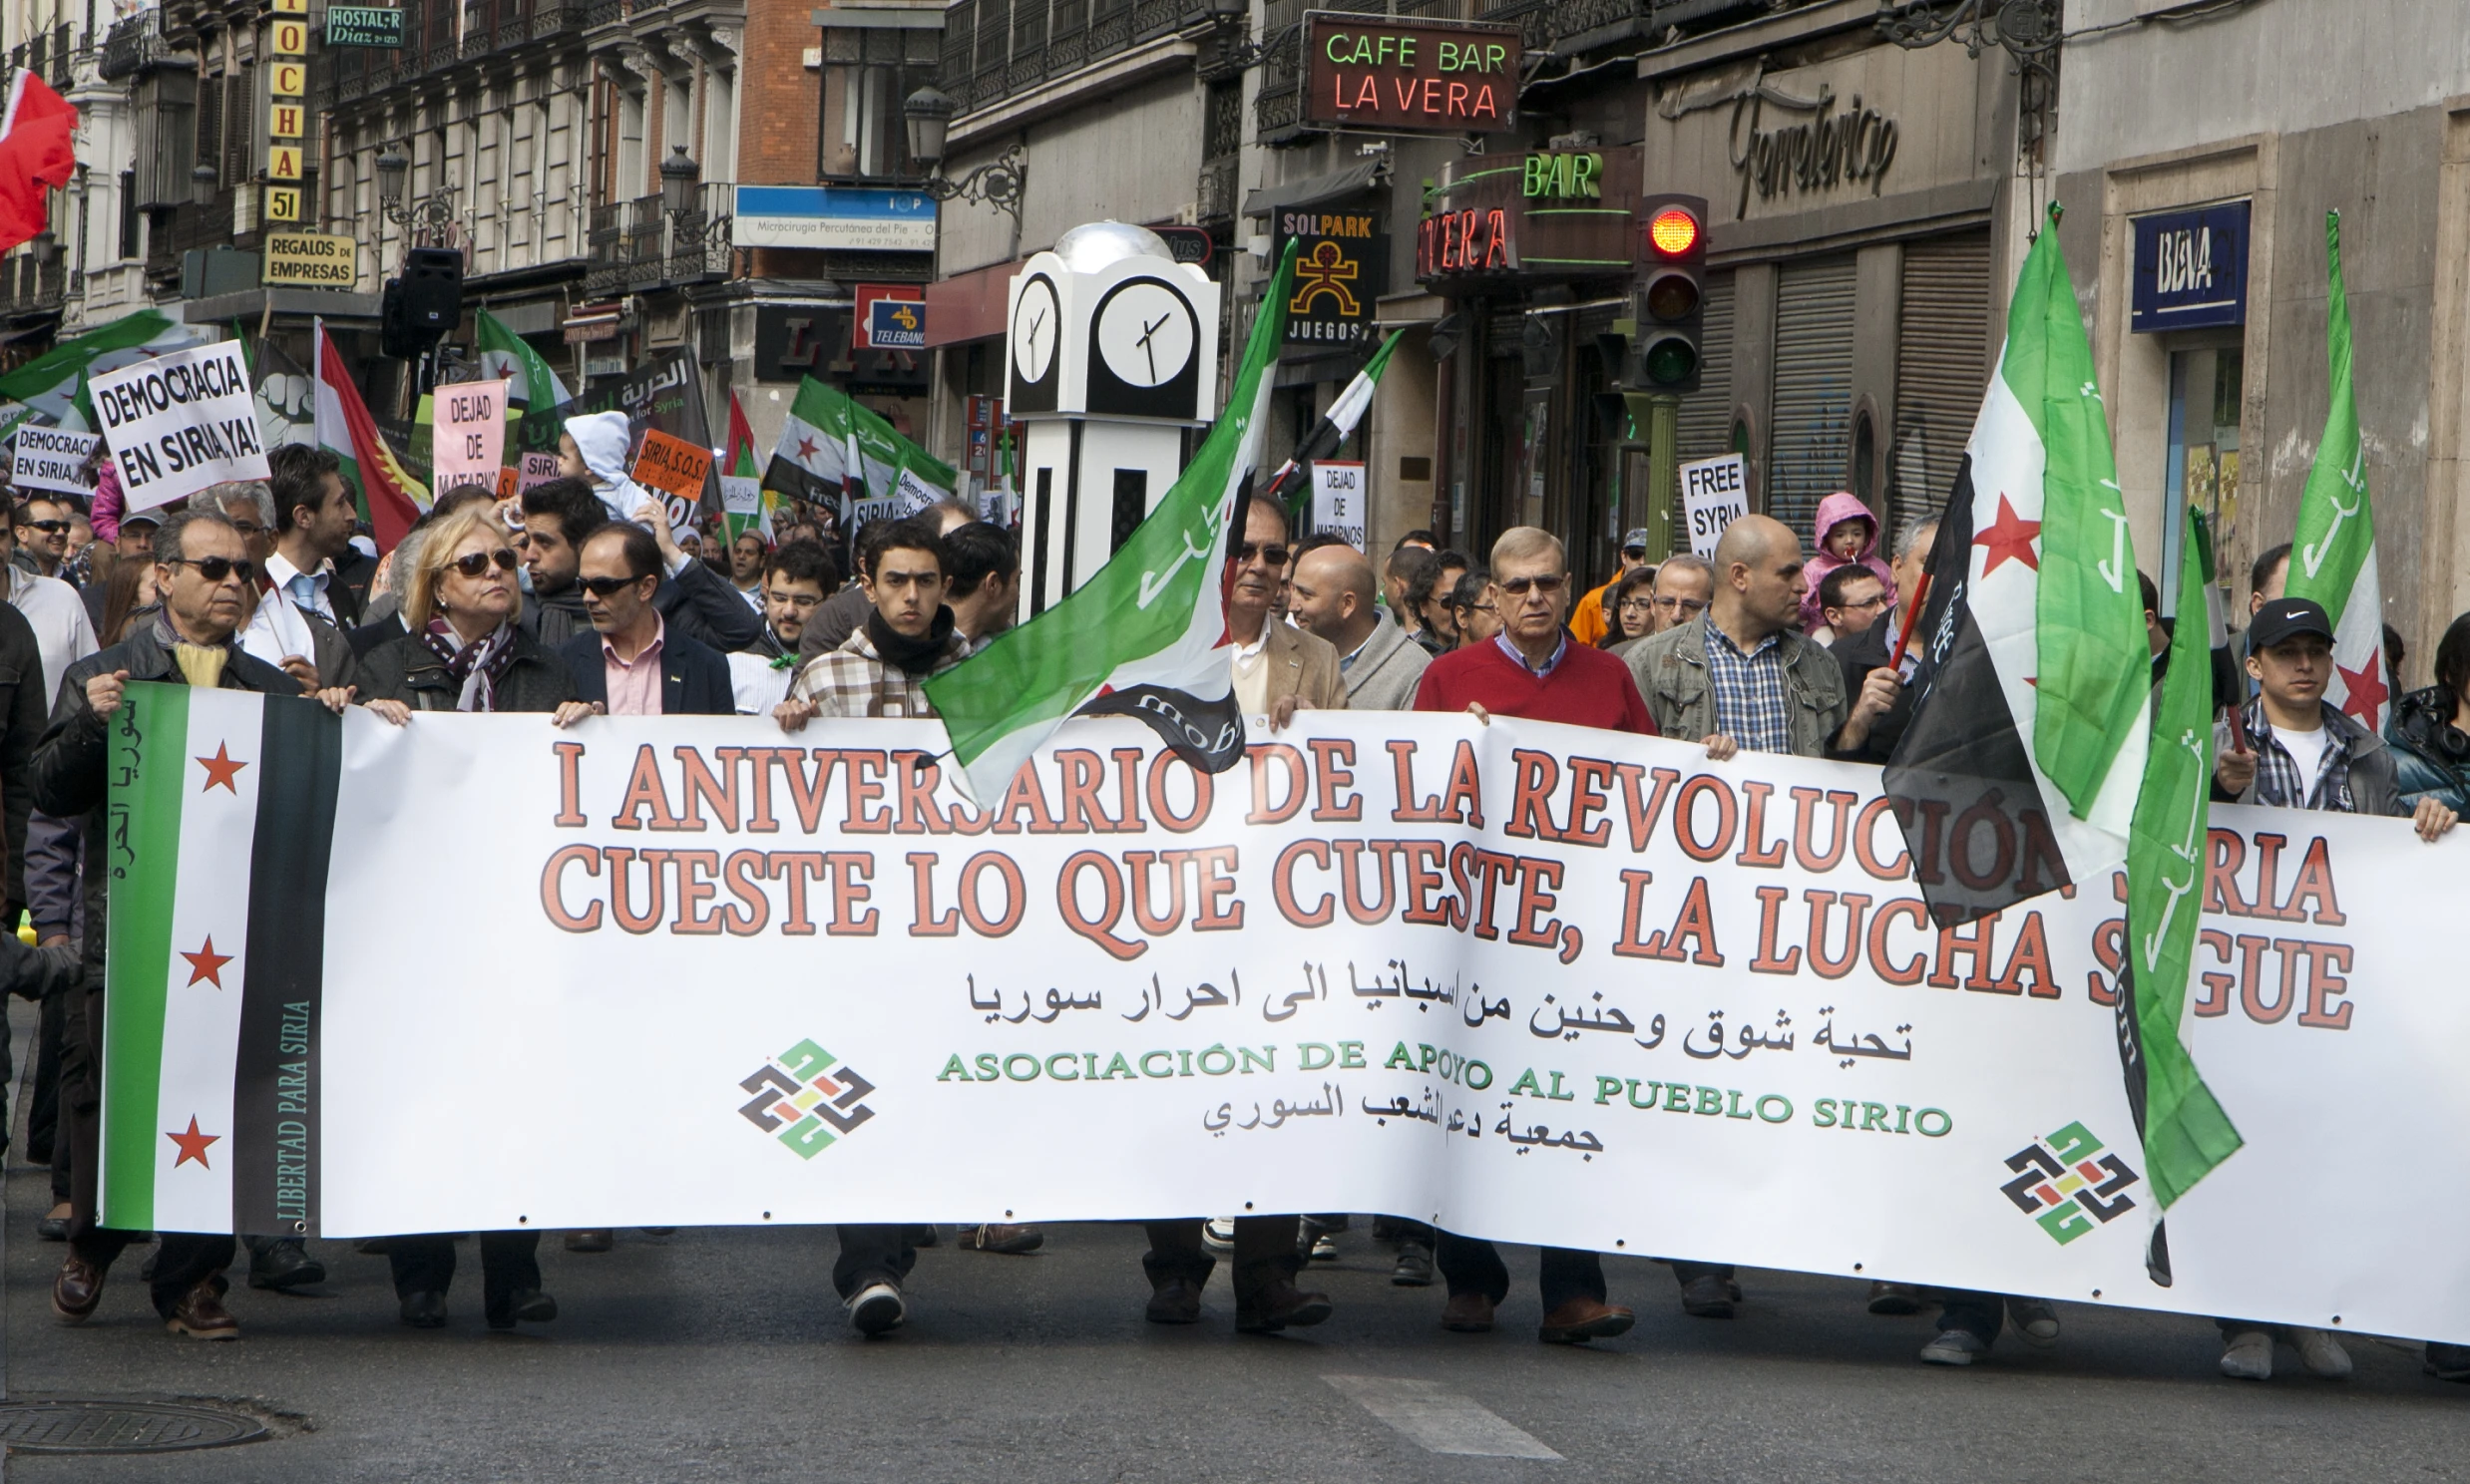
[35,1211,67,1243]
[1679,1273,1735,1318]
[247,1239,325,1291]
[399,1291,448,1328]
[487,1288,558,1329]
[905,1224,940,1248]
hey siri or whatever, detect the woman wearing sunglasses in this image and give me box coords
[348,504,573,1329]
[356,504,578,726]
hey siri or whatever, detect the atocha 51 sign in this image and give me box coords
[1301,12,1519,135]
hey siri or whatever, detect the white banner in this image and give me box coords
[88,342,270,512]
[1680,453,1749,559]
[433,378,509,489]
[10,425,99,494]
[126,705,2470,1342]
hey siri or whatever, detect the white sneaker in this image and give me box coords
[2007,1298,2061,1344]
[1918,1328,1987,1366]
[2292,1326,2353,1379]
[847,1281,906,1336]
[2220,1328,2273,1380]
[1201,1218,1236,1252]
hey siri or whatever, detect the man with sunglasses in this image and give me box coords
[515,478,763,657]
[1412,527,1652,1345]
[33,507,357,1342]
[1229,494,1345,732]
[12,496,75,581]
[0,498,96,705]
[555,522,735,721]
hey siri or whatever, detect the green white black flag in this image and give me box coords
[2285,210,2388,732]
[925,248,1294,805]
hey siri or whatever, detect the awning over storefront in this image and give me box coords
[923,257,1022,348]
[1243,161,1385,220]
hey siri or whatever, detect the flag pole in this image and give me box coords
[1887,569,1931,671]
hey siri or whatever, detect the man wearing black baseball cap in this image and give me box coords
[2209,594,2455,1385]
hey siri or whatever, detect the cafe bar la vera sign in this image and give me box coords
[1302,12,1520,135]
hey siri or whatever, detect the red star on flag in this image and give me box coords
[1972,495,2043,576]
[181,936,233,987]
[795,435,820,463]
[2336,650,2388,727]
[167,1116,219,1169]
[196,743,247,794]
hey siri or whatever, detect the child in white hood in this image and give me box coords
[560,410,650,523]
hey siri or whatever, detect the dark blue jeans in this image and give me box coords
[1436,1232,1605,1309]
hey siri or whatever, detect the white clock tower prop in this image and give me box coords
[1007,220,1220,619]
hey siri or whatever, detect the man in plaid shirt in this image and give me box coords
[776,515,970,723]
[2209,595,2454,1385]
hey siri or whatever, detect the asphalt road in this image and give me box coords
[0,1008,2464,1479]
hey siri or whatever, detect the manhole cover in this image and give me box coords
[0,1399,267,1454]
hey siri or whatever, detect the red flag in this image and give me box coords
[724,388,757,477]
[0,72,76,253]
[313,321,426,552]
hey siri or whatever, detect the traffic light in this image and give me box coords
[1633,193,1707,395]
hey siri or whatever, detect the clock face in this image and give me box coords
[1012,277,1058,385]
[1093,279,1196,388]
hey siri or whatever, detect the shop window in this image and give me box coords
[2161,343,2243,615]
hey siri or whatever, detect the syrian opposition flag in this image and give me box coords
[0,70,75,255]
[1885,206,2151,927]
[247,332,315,450]
[765,376,853,508]
[314,319,427,551]
[476,308,572,412]
[0,308,195,438]
[719,389,772,545]
[925,247,1294,806]
[2119,501,2246,1282]
[1265,329,1402,512]
[2284,210,2388,733]
[101,683,340,1237]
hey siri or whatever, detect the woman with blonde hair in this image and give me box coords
[356,503,577,721]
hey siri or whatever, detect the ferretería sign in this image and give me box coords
[1728,84,1896,216]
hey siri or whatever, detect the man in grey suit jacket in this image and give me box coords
[1291,544,1430,711]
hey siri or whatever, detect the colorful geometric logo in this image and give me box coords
[2000,1121,2139,1245]
[738,1039,875,1160]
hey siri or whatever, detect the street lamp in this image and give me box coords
[902,87,1024,227]
[28,230,56,266]
[903,86,955,171]
[190,165,217,208]
[374,148,408,210]
[659,145,700,221]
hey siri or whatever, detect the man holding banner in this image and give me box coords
[34,506,355,1339]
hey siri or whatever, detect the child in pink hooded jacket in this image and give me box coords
[1799,492,1895,634]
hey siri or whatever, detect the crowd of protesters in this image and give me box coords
[0,446,2462,1386]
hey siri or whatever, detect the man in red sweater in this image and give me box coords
[1412,526,1653,1344]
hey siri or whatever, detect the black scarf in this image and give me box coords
[866,606,955,677]
[423,617,521,712]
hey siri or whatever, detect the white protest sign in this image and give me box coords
[433,378,509,491]
[1309,461,1366,550]
[1680,452,1749,559]
[9,426,100,495]
[87,341,269,513]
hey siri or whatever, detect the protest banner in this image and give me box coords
[1308,462,1366,549]
[88,341,269,511]
[9,424,99,494]
[101,696,2469,1342]
[432,378,508,493]
[1680,453,1748,559]
[632,428,715,537]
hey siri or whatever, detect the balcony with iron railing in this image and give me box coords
[0,256,68,316]
[585,183,733,297]
[943,0,1213,118]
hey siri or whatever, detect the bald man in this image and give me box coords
[1621,514,1875,1320]
[1291,545,1431,710]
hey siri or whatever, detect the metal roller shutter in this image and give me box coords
[1768,254,1856,543]
[1673,268,1735,462]
[1893,230,1992,535]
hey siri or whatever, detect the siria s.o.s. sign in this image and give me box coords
[1301,13,1520,135]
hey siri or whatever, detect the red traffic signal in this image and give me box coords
[1647,207,1700,258]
